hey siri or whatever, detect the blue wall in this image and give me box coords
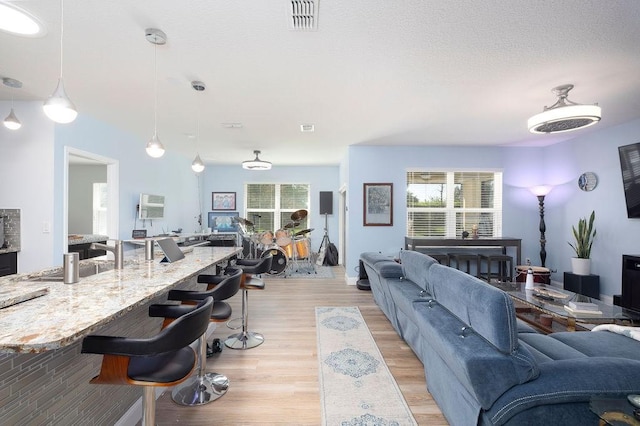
[201,164,340,254]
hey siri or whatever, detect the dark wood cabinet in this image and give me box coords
[68,242,106,260]
[0,251,17,277]
[621,255,640,311]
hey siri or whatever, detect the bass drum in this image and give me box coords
[515,265,550,284]
[262,246,288,275]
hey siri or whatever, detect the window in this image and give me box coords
[245,183,310,232]
[406,171,502,237]
[92,182,108,235]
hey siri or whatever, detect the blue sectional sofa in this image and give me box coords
[360,250,640,426]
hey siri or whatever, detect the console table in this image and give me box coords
[404,236,522,266]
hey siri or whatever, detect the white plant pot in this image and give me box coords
[571,257,591,275]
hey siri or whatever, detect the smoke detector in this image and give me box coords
[289,0,318,31]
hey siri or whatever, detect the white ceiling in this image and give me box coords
[2,1,640,166]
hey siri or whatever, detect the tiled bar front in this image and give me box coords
[0,246,240,424]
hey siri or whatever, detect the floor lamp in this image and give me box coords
[530,186,552,267]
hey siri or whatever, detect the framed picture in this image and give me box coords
[363,183,393,226]
[212,192,236,210]
[208,211,239,233]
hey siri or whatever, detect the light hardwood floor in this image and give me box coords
[155,266,448,425]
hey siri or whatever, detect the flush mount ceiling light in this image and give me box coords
[528,84,601,134]
[0,2,45,36]
[191,80,205,173]
[145,28,167,158]
[242,150,272,170]
[43,0,77,124]
[3,77,22,130]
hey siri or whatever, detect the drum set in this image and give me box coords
[234,209,315,276]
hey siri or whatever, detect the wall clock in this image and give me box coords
[578,172,598,192]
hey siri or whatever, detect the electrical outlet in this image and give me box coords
[42,221,50,233]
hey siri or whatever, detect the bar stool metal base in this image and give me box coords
[225,331,264,350]
[171,372,229,406]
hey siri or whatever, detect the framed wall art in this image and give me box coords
[212,192,236,211]
[363,183,393,226]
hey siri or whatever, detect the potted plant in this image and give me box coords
[568,210,596,275]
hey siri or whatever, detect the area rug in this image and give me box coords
[316,306,417,426]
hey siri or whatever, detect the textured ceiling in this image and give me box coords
[2,0,640,166]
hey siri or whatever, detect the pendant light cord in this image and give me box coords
[153,41,158,137]
[60,0,64,78]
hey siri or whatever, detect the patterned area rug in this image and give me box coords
[316,307,417,426]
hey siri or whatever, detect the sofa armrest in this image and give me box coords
[485,357,640,426]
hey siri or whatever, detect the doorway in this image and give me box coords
[63,147,119,255]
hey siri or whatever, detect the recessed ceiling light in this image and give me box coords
[300,124,315,132]
[0,2,45,37]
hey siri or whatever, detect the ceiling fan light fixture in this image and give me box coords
[528,84,601,134]
[242,150,272,170]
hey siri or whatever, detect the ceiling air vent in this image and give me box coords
[300,124,315,132]
[289,0,318,31]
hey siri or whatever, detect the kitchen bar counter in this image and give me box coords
[0,246,241,353]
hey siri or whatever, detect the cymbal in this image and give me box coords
[284,221,300,229]
[235,217,254,227]
[294,228,314,236]
[291,209,308,221]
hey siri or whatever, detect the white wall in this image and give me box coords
[0,101,55,272]
[68,164,107,234]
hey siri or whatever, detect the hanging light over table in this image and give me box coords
[145,28,166,158]
[3,77,22,130]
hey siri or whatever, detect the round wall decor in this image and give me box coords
[578,172,598,191]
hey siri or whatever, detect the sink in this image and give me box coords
[27,262,115,281]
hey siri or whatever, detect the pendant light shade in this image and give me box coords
[191,154,205,173]
[43,0,77,124]
[145,28,166,158]
[3,77,22,130]
[242,150,272,170]
[4,108,21,130]
[528,84,600,134]
[146,133,165,158]
[43,78,77,123]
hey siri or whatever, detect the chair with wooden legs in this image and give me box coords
[151,267,242,406]
[226,253,272,349]
[81,297,213,426]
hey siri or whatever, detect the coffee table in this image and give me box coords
[491,282,640,332]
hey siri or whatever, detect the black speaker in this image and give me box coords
[319,191,333,215]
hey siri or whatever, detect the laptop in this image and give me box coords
[156,237,186,263]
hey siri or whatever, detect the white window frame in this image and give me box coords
[406,169,503,238]
[244,183,310,231]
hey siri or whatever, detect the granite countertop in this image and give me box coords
[0,246,241,353]
[0,248,19,254]
[67,234,110,245]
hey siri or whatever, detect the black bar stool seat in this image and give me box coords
[478,253,514,283]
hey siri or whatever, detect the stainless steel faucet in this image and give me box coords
[90,240,124,270]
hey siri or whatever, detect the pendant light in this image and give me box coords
[528,84,601,134]
[145,28,166,158]
[43,0,77,124]
[242,150,272,170]
[3,78,22,130]
[191,80,205,173]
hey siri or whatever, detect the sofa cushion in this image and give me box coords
[399,249,436,292]
[428,263,520,354]
[518,333,588,362]
[550,331,640,361]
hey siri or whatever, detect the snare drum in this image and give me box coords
[275,229,292,247]
[259,231,274,246]
[515,265,550,284]
[262,246,288,275]
[294,237,310,259]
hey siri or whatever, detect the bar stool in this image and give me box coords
[151,267,243,406]
[448,253,478,275]
[81,297,213,426]
[226,254,273,349]
[478,254,514,283]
